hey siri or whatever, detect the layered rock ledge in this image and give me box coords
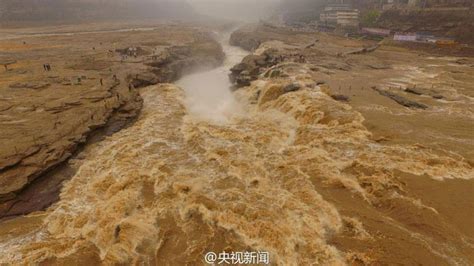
[0,24,224,218]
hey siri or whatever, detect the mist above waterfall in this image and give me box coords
[176,33,248,123]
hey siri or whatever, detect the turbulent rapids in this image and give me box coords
[0,35,473,265]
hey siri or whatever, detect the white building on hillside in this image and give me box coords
[320,4,360,28]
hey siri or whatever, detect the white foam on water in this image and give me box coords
[176,33,249,123]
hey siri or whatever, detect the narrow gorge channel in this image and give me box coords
[176,32,249,122]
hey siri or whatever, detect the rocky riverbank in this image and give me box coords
[230,23,474,160]
[0,23,224,219]
[227,23,474,265]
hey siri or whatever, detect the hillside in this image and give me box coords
[377,8,474,44]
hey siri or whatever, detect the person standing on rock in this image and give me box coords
[100,78,103,86]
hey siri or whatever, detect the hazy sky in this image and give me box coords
[187,0,280,2]
[0,0,283,22]
[186,0,281,21]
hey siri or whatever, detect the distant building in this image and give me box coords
[320,3,360,28]
[336,10,360,27]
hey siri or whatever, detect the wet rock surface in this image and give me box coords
[373,87,428,109]
[331,94,350,102]
[229,30,262,51]
[230,49,282,88]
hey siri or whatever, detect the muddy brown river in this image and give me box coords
[0,32,473,265]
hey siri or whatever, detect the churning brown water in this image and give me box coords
[0,36,473,265]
